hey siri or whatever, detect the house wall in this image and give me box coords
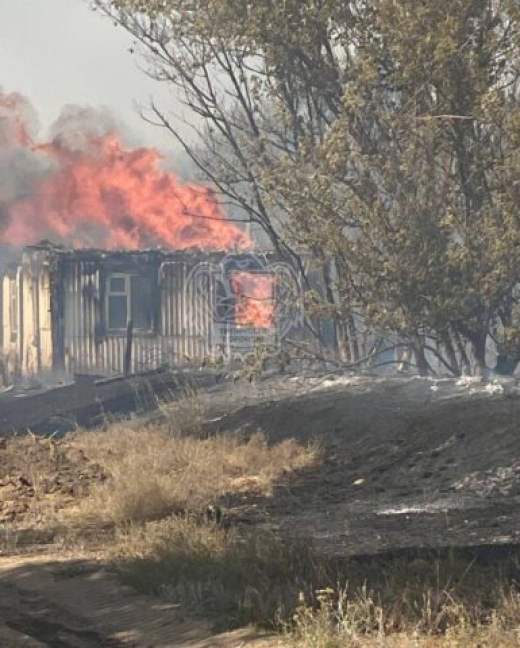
[1,269,22,382]
[60,257,218,375]
[1,246,301,381]
[20,251,54,377]
[0,273,16,383]
[0,253,54,383]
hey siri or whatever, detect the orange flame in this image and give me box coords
[0,91,251,251]
[231,271,275,329]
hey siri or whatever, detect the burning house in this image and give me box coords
[0,89,305,384]
[0,243,300,384]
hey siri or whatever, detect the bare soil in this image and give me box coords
[0,434,107,527]
[0,555,279,647]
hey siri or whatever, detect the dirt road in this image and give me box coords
[0,555,279,647]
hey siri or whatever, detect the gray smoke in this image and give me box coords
[0,147,53,204]
[0,244,21,273]
[0,87,52,209]
[0,87,38,146]
[49,104,130,153]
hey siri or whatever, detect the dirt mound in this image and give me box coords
[0,435,107,524]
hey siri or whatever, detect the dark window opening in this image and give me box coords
[109,277,126,293]
[131,274,153,330]
[106,273,153,332]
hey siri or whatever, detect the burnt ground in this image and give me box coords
[3,372,519,558]
[203,374,520,557]
[0,372,520,645]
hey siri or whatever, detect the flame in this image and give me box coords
[0,90,251,251]
[231,271,275,328]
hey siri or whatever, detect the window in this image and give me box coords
[107,274,129,331]
[106,273,153,332]
[230,271,275,329]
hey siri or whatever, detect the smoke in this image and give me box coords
[0,88,251,251]
[48,104,122,153]
[0,89,51,208]
[0,88,39,147]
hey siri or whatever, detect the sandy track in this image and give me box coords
[0,555,279,648]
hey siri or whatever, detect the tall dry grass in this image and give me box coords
[282,557,520,647]
[284,585,520,647]
[112,518,324,630]
[72,409,318,526]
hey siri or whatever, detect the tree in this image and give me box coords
[96,0,520,374]
[94,0,357,358]
[256,0,520,373]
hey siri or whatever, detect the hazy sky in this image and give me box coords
[0,0,186,158]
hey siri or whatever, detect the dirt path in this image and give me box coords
[0,555,279,648]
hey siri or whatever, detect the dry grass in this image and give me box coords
[284,587,520,647]
[282,557,520,647]
[112,518,323,630]
[71,398,318,526]
[104,513,520,640]
[156,382,208,437]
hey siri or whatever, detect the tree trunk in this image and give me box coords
[454,332,472,375]
[321,257,348,361]
[347,316,360,364]
[472,332,487,376]
[442,331,461,375]
[412,338,430,376]
[336,318,351,363]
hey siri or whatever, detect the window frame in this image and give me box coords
[106,273,131,333]
[104,272,155,334]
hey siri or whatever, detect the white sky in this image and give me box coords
[0,0,188,161]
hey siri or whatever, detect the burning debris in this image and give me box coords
[0,88,250,251]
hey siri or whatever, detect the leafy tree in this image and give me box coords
[96,0,520,374]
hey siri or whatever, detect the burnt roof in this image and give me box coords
[23,241,279,264]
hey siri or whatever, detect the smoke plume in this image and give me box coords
[0,88,251,251]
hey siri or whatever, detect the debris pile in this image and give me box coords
[0,435,107,524]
